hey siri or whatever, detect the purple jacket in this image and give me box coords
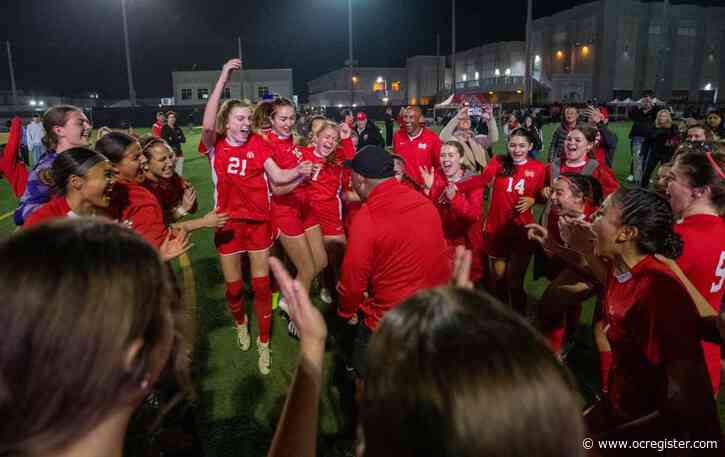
[14,150,58,226]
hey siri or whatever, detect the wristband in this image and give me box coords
[175,206,189,219]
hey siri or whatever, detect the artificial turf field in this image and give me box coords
[0,121,723,456]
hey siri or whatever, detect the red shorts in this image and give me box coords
[272,200,318,237]
[483,223,534,259]
[311,199,345,237]
[214,219,273,255]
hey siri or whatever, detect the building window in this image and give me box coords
[373,81,385,92]
[197,88,209,100]
[181,88,192,100]
[391,81,401,92]
[258,86,269,98]
[677,26,696,37]
[649,25,661,35]
[222,87,231,99]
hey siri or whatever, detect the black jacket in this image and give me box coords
[628,107,657,139]
[161,124,186,156]
[356,120,384,149]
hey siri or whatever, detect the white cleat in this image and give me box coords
[257,337,271,375]
[236,320,251,351]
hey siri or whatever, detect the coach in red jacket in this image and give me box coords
[338,145,451,377]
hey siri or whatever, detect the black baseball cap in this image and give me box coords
[344,145,395,179]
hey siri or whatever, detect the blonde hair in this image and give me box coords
[655,109,672,128]
[216,99,253,137]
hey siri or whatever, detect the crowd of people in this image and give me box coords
[1,56,725,456]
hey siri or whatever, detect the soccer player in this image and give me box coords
[392,106,442,191]
[420,141,485,284]
[201,58,312,374]
[14,105,92,226]
[460,129,545,312]
[152,111,165,138]
[527,174,603,353]
[141,137,198,224]
[665,145,725,394]
[563,188,722,447]
[24,148,114,226]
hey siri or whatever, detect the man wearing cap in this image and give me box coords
[354,112,384,149]
[392,106,442,191]
[338,145,451,377]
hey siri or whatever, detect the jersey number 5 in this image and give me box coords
[227,157,248,176]
[507,178,525,195]
[710,251,725,293]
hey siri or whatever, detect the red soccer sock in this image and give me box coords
[599,351,612,394]
[252,276,273,343]
[225,280,246,325]
[545,326,566,354]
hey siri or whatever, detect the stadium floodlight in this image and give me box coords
[29,100,37,106]
[382,97,389,104]
[705,82,713,91]
[38,100,45,106]
[376,76,384,84]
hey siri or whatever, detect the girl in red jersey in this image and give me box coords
[456,129,546,312]
[202,59,312,373]
[563,188,722,450]
[661,145,725,394]
[141,137,198,224]
[421,141,485,285]
[262,99,329,307]
[527,174,603,354]
[25,147,115,226]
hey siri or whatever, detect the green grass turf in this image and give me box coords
[0,122,722,455]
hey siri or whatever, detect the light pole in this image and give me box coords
[121,0,137,106]
[345,0,357,107]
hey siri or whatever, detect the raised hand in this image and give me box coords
[515,196,535,213]
[202,210,229,228]
[445,182,457,200]
[181,186,197,212]
[222,58,241,77]
[159,228,193,262]
[339,122,352,140]
[297,161,314,178]
[420,166,435,191]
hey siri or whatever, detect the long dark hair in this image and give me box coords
[94,131,137,164]
[362,287,584,457]
[612,187,682,258]
[500,128,535,177]
[673,146,725,214]
[51,147,108,196]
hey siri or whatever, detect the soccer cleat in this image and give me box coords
[257,337,271,375]
[319,287,333,304]
[278,295,289,314]
[236,320,251,351]
[287,320,300,339]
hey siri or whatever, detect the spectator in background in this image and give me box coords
[641,109,679,188]
[152,111,165,138]
[627,93,656,183]
[439,105,497,172]
[341,109,354,128]
[686,122,712,142]
[26,114,45,166]
[502,113,519,139]
[706,111,725,142]
[354,112,384,149]
[548,105,579,162]
[384,106,394,147]
[160,111,186,176]
[585,105,618,169]
[521,115,543,158]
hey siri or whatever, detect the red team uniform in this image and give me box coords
[209,134,274,255]
[142,174,197,224]
[428,173,485,282]
[24,197,76,227]
[108,180,169,248]
[152,121,164,138]
[392,128,442,190]
[302,138,354,237]
[674,214,725,393]
[266,131,316,237]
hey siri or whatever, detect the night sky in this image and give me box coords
[0,0,720,101]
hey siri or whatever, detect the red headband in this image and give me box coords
[706,151,725,180]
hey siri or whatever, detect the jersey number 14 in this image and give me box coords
[506,178,525,195]
[227,157,248,176]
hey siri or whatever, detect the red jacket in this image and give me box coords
[392,128,442,189]
[0,116,29,197]
[338,179,451,330]
[109,180,168,247]
[24,197,74,227]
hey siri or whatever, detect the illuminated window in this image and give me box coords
[420,97,431,105]
[410,96,417,105]
[556,50,565,59]
[474,71,479,80]
[494,68,500,76]
[581,46,590,56]
[352,75,359,86]
[197,88,209,100]
[373,82,385,92]
[391,81,401,92]
[181,88,192,100]
[504,68,511,76]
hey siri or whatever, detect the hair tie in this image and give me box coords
[706,150,725,180]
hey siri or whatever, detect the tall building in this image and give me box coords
[531,0,725,102]
[171,68,293,106]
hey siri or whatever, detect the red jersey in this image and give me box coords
[545,159,619,197]
[210,134,272,221]
[0,116,29,197]
[142,174,195,224]
[303,139,353,203]
[674,213,725,393]
[604,256,705,421]
[109,180,168,248]
[392,127,442,188]
[429,173,484,247]
[152,122,164,138]
[265,131,307,206]
[24,197,75,227]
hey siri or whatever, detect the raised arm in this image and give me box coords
[439,108,466,141]
[263,157,313,185]
[202,59,241,149]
